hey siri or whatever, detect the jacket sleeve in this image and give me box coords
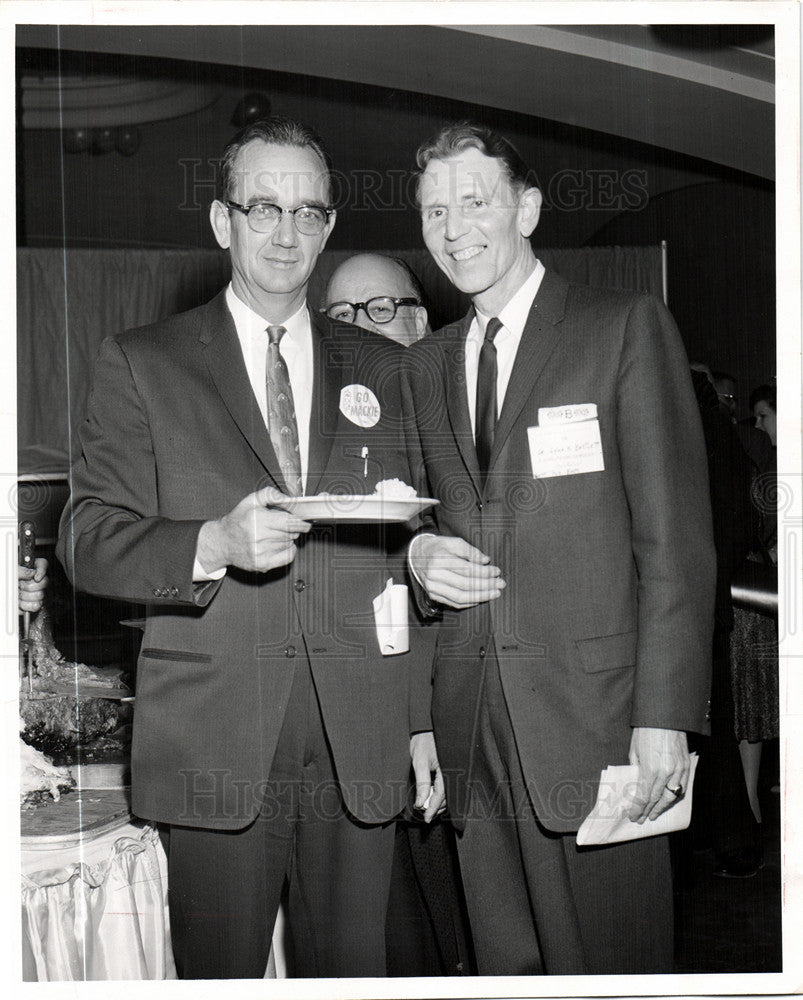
[616,295,715,734]
[57,336,220,608]
[399,349,442,622]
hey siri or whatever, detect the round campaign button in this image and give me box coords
[339,383,381,428]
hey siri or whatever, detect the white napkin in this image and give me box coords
[372,578,409,655]
[576,753,699,846]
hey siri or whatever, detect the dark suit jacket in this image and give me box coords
[58,290,431,829]
[402,270,715,833]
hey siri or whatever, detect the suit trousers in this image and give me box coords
[455,643,674,976]
[165,655,396,979]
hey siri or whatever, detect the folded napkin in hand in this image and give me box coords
[576,753,698,846]
[372,578,409,655]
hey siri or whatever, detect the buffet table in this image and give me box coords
[21,789,175,982]
[21,787,286,980]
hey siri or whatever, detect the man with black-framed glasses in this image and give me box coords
[324,253,430,347]
[58,116,435,979]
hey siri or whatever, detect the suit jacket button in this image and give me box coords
[170,586,178,597]
[152,588,160,597]
[294,579,305,592]
[285,645,296,658]
[479,647,486,658]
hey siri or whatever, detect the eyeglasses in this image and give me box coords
[323,297,420,325]
[225,200,334,235]
[718,394,737,402]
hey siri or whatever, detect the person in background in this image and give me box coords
[712,370,738,423]
[687,366,758,878]
[19,558,48,613]
[727,382,778,874]
[325,252,473,976]
[323,252,429,346]
[403,121,714,975]
[57,117,435,979]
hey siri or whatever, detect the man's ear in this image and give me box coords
[414,306,429,340]
[209,199,232,250]
[318,209,337,251]
[518,187,542,239]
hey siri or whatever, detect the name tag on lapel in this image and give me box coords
[528,403,604,478]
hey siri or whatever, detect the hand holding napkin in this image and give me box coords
[372,578,409,655]
[576,753,698,846]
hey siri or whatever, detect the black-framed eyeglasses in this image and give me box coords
[323,297,420,325]
[225,200,334,235]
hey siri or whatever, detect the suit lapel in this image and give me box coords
[306,310,347,497]
[199,291,285,491]
[489,270,568,470]
[441,311,482,494]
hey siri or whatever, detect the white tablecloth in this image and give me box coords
[21,820,176,981]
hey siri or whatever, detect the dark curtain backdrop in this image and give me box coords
[18,245,664,475]
[588,180,775,418]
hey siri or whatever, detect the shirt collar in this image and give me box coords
[225,283,310,346]
[472,259,545,340]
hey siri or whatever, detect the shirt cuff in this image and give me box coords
[192,558,227,583]
[408,533,436,588]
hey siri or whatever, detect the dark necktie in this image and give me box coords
[475,316,502,475]
[266,325,303,496]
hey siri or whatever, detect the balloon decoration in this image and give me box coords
[92,127,117,154]
[62,124,142,156]
[231,92,272,127]
[115,126,141,156]
[62,127,92,153]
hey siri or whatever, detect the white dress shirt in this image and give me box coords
[193,285,315,581]
[408,261,545,583]
[225,284,314,489]
[464,260,545,434]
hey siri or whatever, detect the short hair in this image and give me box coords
[712,370,736,385]
[415,121,537,201]
[219,115,333,203]
[749,383,776,412]
[389,257,426,305]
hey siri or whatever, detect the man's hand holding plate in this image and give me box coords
[197,485,311,574]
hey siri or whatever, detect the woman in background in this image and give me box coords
[729,383,778,872]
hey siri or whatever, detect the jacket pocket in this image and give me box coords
[575,631,637,673]
[140,647,213,664]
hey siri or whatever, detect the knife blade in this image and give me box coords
[19,520,35,694]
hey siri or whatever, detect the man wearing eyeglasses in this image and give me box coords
[324,253,430,347]
[58,117,435,979]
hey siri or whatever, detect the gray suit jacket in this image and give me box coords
[403,270,715,832]
[58,290,431,829]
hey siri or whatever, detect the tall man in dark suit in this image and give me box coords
[402,123,715,975]
[57,117,437,979]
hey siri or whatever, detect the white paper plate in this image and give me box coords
[273,494,438,523]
